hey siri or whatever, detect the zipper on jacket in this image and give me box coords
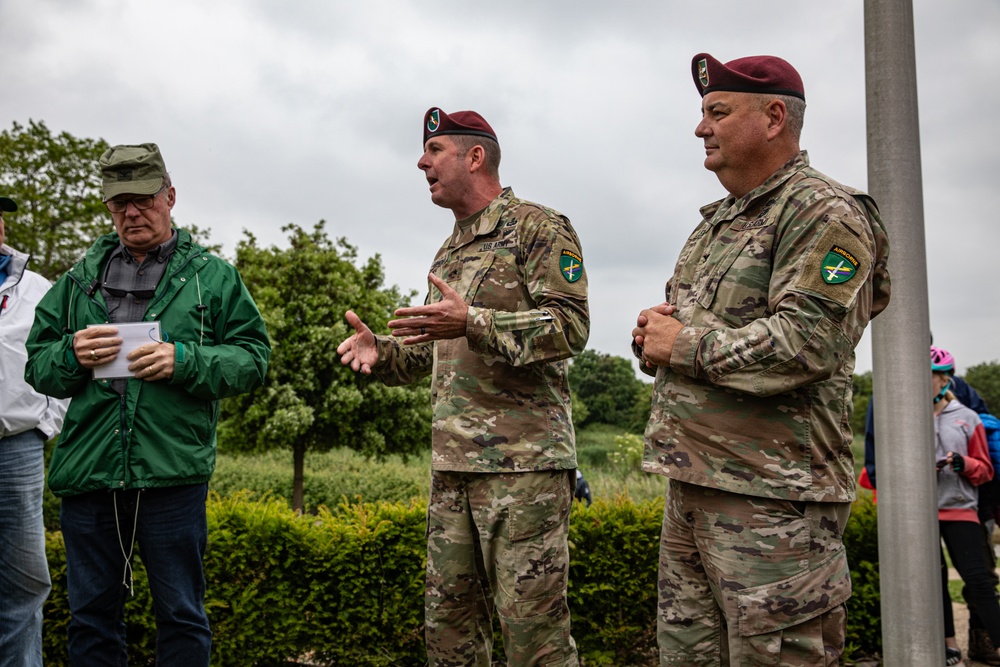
[66,272,111,321]
[118,393,129,487]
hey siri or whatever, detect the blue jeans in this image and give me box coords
[0,429,51,667]
[60,483,211,667]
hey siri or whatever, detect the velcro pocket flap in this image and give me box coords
[736,546,852,637]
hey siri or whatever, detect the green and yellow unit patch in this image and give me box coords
[559,250,583,283]
[821,245,859,284]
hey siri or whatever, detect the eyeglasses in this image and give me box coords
[105,185,167,214]
[103,286,156,300]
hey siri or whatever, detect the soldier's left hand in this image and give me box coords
[127,343,175,382]
[388,273,468,345]
[633,302,682,368]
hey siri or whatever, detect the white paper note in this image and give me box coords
[88,321,163,380]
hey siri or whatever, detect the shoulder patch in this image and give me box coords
[559,249,583,283]
[821,246,859,284]
[795,221,873,308]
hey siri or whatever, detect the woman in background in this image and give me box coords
[932,346,1000,666]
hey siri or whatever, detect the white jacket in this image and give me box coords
[1,244,67,439]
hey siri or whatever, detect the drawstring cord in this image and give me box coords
[113,491,141,596]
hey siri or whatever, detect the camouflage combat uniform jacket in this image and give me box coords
[374,187,590,473]
[639,152,891,502]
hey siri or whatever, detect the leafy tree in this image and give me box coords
[966,360,1000,414]
[218,223,431,511]
[569,349,646,433]
[629,380,654,434]
[0,120,109,278]
[0,119,218,276]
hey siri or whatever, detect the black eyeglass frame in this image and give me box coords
[105,184,168,214]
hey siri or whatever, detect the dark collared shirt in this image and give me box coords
[100,230,177,393]
[101,231,178,325]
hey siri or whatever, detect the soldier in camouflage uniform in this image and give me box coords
[338,107,588,666]
[631,54,891,666]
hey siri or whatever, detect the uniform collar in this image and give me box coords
[448,187,515,246]
[701,151,810,223]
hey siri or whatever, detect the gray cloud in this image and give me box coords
[2,0,997,376]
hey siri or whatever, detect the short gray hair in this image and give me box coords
[753,93,806,141]
[451,134,501,179]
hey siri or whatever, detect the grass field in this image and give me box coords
[211,427,871,512]
[211,423,666,510]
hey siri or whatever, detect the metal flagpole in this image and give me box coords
[864,1,943,664]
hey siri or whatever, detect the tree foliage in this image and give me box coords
[218,222,431,511]
[966,360,1000,414]
[0,119,219,275]
[0,120,110,278]
[569,350,649,433]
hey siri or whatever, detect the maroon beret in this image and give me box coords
[692,53,805,101]
[423,107,498,147]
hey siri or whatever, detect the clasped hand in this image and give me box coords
[632,302,683,368]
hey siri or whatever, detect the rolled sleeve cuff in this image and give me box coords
[465,305,484,352]
[670,325,707,378]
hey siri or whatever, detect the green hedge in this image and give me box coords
[41,492,880,666]
[843,492,881,662]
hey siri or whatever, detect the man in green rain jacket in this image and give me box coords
[25,143,270,666]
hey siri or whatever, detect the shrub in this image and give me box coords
[607,433,644,477]
[843,492,881,662]
[42,489,881,665]
[568,495,662,665]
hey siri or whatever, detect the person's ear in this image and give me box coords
[766,99,787,141]
[467,145,486,173]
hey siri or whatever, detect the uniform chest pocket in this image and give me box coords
[465,252,524,312]
[695,232,762,314]
[438,254,493,303]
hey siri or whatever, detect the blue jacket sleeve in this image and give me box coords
[864,399,877,489]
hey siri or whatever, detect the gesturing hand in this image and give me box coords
[337,310,379,375]
[387,273,468,345]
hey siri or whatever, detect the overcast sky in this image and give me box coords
[2,0,998,377]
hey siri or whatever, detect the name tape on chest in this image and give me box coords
[478,239,516,252]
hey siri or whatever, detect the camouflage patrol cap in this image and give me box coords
[0,196,16,212]
[99,143,168,201]
[692,53,805,101]
[423,107,498,147]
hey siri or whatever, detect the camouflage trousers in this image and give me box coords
[424,469,578,667]
[657,481,852,666]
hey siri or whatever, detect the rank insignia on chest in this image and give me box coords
[559,250,583,283]
[821,245,859,284]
